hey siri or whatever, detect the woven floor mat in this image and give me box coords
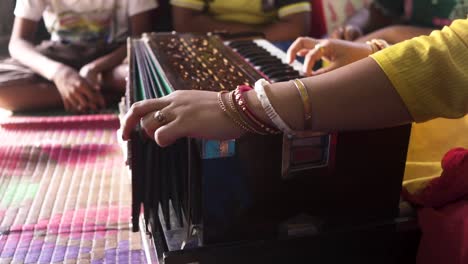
[0,114,152,263]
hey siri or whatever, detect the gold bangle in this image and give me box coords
[218,91,253,133]
[227,91,267,135]
[292,79,312,121]
[218,91,265,134]
[234,88,280,135]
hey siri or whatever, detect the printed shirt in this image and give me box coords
[374,0,468,27]
[170,0,311,25]
[14,0,158,45]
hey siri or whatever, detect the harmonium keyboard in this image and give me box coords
[122,32,414,264]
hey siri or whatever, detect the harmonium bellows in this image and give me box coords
[123,32,412,263]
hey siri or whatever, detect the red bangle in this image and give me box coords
[234,85,280,135]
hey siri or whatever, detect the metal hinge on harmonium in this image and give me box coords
[200,132,331,179]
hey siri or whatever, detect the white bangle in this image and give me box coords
[254,78,295,137]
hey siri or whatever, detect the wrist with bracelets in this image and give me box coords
[254,78,296,137]
[219,78,314,136]
[218,91,255,134]
[234,85,281,135]
[217,85,281,135]
[227,90,268,135]
[291,78,312,129]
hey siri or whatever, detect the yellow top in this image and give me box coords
[371,19,468,193]
[371,18,468,123]
[170,0,311,25]
[403,117,468,193]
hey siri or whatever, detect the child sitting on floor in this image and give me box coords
[0,0,158,113]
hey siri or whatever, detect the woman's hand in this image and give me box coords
[121,90,245,147]
[53,65,106,112]
[287,37,373,76]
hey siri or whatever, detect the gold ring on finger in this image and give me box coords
[154,110,167,123]
[315,43,325,53]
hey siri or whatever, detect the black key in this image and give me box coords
[268,69,299,79]
[228,41,257,49]
[261,65,294,75]
[237,47,269,56]
[234,47,267,55]
[246,54,277,61]
[248,57,283,65]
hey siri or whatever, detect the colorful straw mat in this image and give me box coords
[0,114,154,263]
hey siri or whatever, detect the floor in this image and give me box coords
[0,113,153,263]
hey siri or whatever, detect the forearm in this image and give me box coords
[8,38,62,80]
[245,57,412,133]
[356,25,434,44]
[86,8,153,73]
[86,45,126,73]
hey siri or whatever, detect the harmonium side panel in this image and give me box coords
[127,36,191,238]
[199,134,287,244]
[332,125,411,222]
[285,125,411,229]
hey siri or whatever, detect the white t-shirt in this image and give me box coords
[14,0,158,45]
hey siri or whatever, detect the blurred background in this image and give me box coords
[0,0,371,57]
[0,1,15,56]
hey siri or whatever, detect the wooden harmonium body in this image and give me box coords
[124,32,412,263]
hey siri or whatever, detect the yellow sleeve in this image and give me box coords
[170,0,204,11]
[371,19,468,122]
[278,2,311,18]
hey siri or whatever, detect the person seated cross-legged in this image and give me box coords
[0,0,158,113]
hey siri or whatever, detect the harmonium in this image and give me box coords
[121,32,418,264]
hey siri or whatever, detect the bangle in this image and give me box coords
[254,78,295,137]
[218,91,254,133]
[292,79,312,121]
[227,90,267,135]
[234,85,280,135]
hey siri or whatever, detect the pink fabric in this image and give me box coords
[403,148,468,264]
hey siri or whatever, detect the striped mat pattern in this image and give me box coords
[0,114,152,263]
